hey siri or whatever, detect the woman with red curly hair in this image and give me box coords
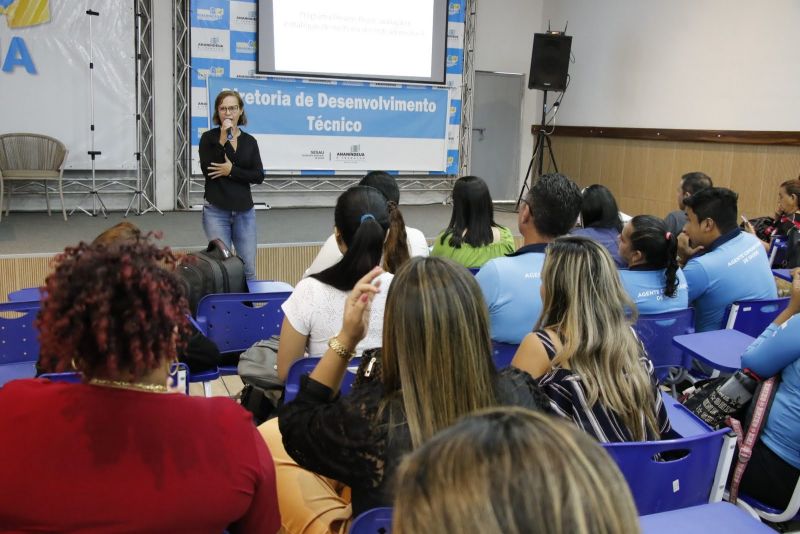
[0,238,280,534]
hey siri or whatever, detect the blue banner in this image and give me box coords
[208,77,449,140]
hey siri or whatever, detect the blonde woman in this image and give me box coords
[512,236,670,442]
[393,407,640,534]
[260,257,549,533]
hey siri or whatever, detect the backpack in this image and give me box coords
[178,239,248,316]
[238,336,284,424]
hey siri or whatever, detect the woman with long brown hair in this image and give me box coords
[512,235,670,442]
[261,256,548,533]
[393,407,640,534]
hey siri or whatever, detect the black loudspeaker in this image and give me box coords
[528,32,572,91]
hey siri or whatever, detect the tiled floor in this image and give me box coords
[188,374,246,399]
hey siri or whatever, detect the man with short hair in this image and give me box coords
[679,187,777,332]
[476,173,582,344]
[665,172,714,237]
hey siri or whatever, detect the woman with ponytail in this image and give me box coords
[617,215,689,314]
[277,186,394,381]
[304,171,429,277]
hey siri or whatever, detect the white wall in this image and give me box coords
[541,0,800,130]
[474,0,545,189]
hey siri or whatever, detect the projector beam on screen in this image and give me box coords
[258,0,448,84]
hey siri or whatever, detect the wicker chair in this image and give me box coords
[0,133,68,221]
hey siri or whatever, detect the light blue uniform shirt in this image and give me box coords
[619,267,689,315]
[476,243,547,344]
[741,316,800,470]
[683,230,777,332]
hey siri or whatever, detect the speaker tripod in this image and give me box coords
[515,90,559,210]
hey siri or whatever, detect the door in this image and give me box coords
[470,71,524,202]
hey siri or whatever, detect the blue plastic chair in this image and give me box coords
[491,341,518,369]
[38,371,82,384]
[7,287,43,303]
[195,291,292,376]
[768,235,788,267]
[349,506,392,534]
[246,280,294,293]
[0,300,41,386]
[603,428,736,515]
[739,478,800,525]
[640,502,775,533]
[284,356,361,404]
[722,297,789,338]
[633,308,695,382]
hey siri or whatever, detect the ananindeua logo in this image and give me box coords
[0,0,50,74]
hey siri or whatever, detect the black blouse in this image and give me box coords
[278,356,550,517]
[199,127,265,212]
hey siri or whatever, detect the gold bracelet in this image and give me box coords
[328,336,357,362]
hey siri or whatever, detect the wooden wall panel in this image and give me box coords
[544,137,800,220]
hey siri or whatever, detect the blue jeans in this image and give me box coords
[202,203,257,280]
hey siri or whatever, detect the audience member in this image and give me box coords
[277,186,395,381]
[512,236,670,442]
[571,184,626,267]
[393,407,640,534]
[618,215,689,314]
[431,175,515,268]
[737,267,800,509]
[304,171,428,277]
[664,171,713,237]
[476,172,581,344]
[678,187,777,332]
[0,239,280,533]
[744,178,800,265]
[262,257,550,532]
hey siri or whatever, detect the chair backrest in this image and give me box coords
[349,506,393,534]
[723,297,789,337]
[246,279,294,293]
[492,341,518,369]
[0,133,67,172]
[284,356,361,404]
[39,372,82,384]
[633,308,695,381]
[195,291,291,353]
[604,428,735,515]
[769,235,788,267]
[7,287,43,303]
[0,301,41,365]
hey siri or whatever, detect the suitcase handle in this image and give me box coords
[207,238,233,259]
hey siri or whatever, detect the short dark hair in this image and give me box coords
[580,184,622,232]
[360,171,399,204]
[525,173,582,238]
[683,187,739,234]
[680,172,713,195]
[212,90,248,126]
[441,176,498,248]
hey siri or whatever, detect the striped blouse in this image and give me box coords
[534,330,671,443]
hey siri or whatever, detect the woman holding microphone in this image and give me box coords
[199,90,265,280]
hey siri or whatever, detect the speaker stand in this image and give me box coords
[515,90,559,211]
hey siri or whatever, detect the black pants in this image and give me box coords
[736,439,800,510]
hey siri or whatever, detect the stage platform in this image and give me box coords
[0,204,522,300]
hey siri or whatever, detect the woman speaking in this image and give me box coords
[199,89,265,280]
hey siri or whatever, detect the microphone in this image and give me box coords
[226,127,233,141]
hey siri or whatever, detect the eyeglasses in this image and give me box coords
[218,105,240,113]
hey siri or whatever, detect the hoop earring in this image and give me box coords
[71,358,80,371]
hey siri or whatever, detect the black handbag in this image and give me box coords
[681,369,759,429]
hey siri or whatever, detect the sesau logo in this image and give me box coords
[448,3,461,16]
[198,66,224,80]
[235,10,256,24]
[446,54,459,68]
[0,0,51,74]
[196,7,224,22]
[301,149,327,160]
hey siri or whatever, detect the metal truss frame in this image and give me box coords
[172,1,477,208]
